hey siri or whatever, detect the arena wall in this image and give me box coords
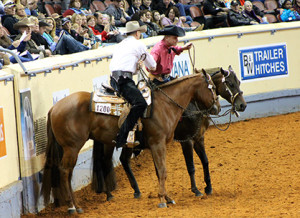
[0,21,299,215]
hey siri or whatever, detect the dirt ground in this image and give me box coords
[27,112,300,217]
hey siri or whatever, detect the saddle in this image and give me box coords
[90,80,152,148]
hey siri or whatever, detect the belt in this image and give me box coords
[111,71,133,82]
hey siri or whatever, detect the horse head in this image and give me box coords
[194,69,220,115]
[219,66,247,112]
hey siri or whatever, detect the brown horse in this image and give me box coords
[41,71,220,214]
[108,66,247,199]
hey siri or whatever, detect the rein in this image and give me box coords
[139,68,213,117]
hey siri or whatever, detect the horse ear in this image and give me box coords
[220,67,225,75]
[195,68,200,74]
[201,68,207,76]
[228,65,233,72]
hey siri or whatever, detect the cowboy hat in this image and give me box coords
[13,17,34,30]
[124,21,147,34]
[39,20,50,27]
[158,25,185,37]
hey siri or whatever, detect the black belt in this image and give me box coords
[111,71,133,82]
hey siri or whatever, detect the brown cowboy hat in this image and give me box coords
[124,21,147,34]
[13,17,34,30]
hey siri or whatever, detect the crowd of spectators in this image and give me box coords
[0,0,299,67]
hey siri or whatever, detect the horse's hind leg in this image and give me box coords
[194,135,212,195]
[60,148,83,214]
[120,148,141,198]
[180,140,204,197]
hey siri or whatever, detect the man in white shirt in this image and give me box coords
[110,21,156,148]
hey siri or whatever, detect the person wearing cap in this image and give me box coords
[227,0,259,26]
[2,2,19,38]
[149,25,192,85]
[109,21,157,148]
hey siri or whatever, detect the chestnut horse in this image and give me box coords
[41,71,220,214]
[106,66,247,199]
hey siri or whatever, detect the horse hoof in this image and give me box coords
[107,195,114,201]
[68,208,76,215]
[158,203,167,208]
[76,208,84,214]
[205,187,213,195]
[195,191,204,197]
[134,192,141,199]
[167,200,176,205]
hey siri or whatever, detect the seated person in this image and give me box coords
[63,0,92,17]
[15,3,27,20]
[2,2,19,38]
[102,13,125,43]
[152,10,163,29]
[294,0,300,15]
[61,17,86,43]
[203,0,229,28]
[228,0,259,26]
[128,0,142,17]
[140,0,153,11]
[279,0,300,21]
[86,15,109,42]
[29,17,52,57]
[139,9,160,38]
[243,1,268,24]
[161,6,204,31]
[104,0,127,27]
[27,0,38,16]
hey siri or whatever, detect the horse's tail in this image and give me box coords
[92,140,116,194]
[41,109,64,206]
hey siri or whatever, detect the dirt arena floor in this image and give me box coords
[27,112,300,217]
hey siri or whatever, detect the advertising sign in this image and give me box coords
[171,53,192,77]
[239,43,288,81]
[0,107,7,159]
[20,89,36,160]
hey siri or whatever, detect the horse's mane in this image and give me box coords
[156,73,202,89]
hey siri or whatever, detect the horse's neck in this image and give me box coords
[156,75,200,110]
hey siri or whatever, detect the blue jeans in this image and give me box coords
[176,3,194,25]
[55,34,89,55]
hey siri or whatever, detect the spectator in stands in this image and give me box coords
[242,1,268,23]
[19,0,30,16]
[61,17,86,42]
[30,17,52,57]
[27,0,38,16]
[293,0,300,14]
[161,6,204,30]
[102,13,125,43]
[43,17,58,42]
[228,0,259,26]
[71,13,89,37]
[2,2,20,38]
[119,0,131,21]
[203,0,229,28]
[15,4,27,20]
[94,11,105,32]
[152,10,163,29]
[128,0,142,17]
[63,0,92,17]
[0,1,4,17]
[80,13,95,38]
[140,0,152,10]
[86,14,109,41]
[13,17,46,57]
[139,9,159,37]
[0,21,30,52]
[279,0,300,21]
[105,0,127,27]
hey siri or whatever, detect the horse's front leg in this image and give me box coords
[194,135,212,195]
[120,148,141,198]
[180,140,204,196]
[150,142,175,208]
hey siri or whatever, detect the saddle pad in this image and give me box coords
[90,92,125,116]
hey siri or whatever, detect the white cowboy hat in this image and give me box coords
[124,21,147,34]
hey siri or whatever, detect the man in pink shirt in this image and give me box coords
[149,25,193,85]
